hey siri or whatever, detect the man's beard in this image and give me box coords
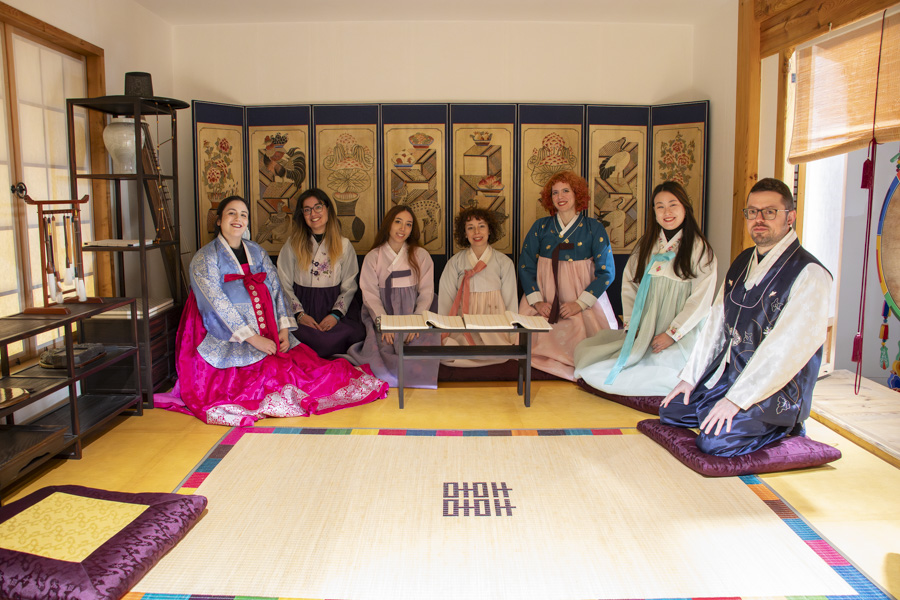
[751,224,787,248]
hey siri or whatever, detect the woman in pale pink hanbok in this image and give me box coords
[518,171,618,380]
[439,207,518,367]
[346,205,439,388]
[156,196,388,427]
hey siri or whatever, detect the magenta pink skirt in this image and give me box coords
[156,293,389,427]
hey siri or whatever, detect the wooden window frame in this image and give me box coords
[0,1,112,304]
[732,0,896,260]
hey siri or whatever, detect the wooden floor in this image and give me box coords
[4,375,899,598]
[812,369,900,468]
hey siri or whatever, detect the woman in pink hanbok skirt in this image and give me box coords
[156,196,388,427]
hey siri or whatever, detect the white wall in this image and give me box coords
[689,1,738,277]
[758,53,779,180]
[8,0,175,94]
[170,18,739,254]
[835,146,898,385]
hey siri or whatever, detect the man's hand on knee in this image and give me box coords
[700,398,741,435]
[661,379,694,408]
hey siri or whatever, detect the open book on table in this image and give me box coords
[379,310,466,331]
[463,311,552,331]
[379,310,551,331]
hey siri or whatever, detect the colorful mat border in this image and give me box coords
[125,427,894,600]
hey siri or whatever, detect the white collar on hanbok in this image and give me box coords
[745,228,798,290]
[556,212,581,237]
[216,234,254,268]
[385,242,408,270]
[467,244,493,268]
[657,229,684,253]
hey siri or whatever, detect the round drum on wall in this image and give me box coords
[876,168,900,317]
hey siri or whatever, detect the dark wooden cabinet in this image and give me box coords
[0,298,142,498]
[81,299,181,395]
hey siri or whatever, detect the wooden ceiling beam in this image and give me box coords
[759,0,897,57]
[754,0,807,20]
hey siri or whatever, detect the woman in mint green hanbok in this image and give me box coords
[573,181,716,397]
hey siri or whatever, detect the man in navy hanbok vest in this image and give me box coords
[660,178,832,457]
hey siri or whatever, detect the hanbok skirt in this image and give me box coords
[442,289,516,368]
[156,294,388,427]
[573,276,698,396]
[345,285,439,388]
[292,283,366,358]
[518,257,617,380]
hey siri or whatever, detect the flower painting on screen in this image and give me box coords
[196,124,244,248]
[652,123,706,230]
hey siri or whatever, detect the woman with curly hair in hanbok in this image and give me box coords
[518,171,618,380]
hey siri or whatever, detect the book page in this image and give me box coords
[379,314,428,330]
[463,314,512,329]
[422,310,466,330]
[505,310,552,331]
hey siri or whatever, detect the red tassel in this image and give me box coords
[861,158,874,190]
[852,333,863,362]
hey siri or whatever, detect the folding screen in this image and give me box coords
[382,104,449,255]
[193,101,708,268]
[193,102,245,249]
[449,104,517,255]
[313,104,379,255]
[518,104,584,249]
[650,102,709,231]
[247,105,311,255]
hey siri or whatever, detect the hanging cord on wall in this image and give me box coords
[852,10,887,394]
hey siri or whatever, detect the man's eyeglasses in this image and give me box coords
[742,207,791,220]
[302,203,325,216]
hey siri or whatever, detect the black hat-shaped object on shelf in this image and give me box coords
[122,71,189,110]
[125,72,154,97]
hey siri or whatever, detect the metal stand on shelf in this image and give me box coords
[11,185,102,315]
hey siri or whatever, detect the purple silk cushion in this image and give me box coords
[576,379,661,415]
[637,419,842,477]
[0,485,207,600]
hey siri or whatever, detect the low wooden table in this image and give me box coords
[376,324,539,408]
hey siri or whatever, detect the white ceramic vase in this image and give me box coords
[102,117,145,173]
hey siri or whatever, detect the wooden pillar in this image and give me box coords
[731,0,762,260]
[85,53,113,297]
[773,49,792,181]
